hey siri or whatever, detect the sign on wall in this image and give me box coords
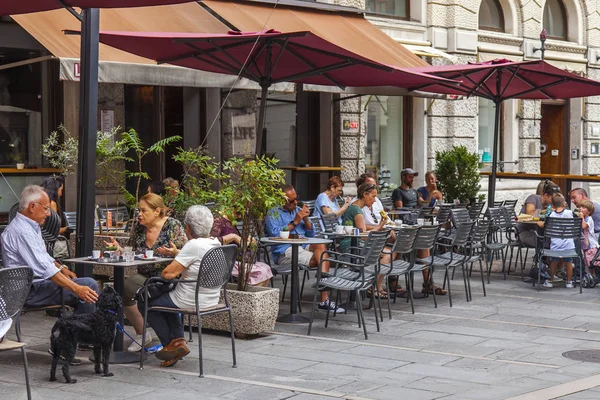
[232,113,256,156]
[341,117,359,133]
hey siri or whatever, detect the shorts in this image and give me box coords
[278,246,314,267]
[545,257,573,263]
[123,273,148,307]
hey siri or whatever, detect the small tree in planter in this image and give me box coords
[434,145,484,204]
[41,124,78,176]
[219,156,286,292]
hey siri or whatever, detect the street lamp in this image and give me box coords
[533,29,547,60]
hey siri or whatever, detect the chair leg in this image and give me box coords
[300,270,309,299]
[446,269,453,307]
[21,346,32,400]
[307,282,320,336]
[462,265,470,302]
[407,272,415,314]
[372,287,380,332]
[324,290,333,328]
[227,309,237,369]
[479,258,487,297]
[186,314,193,342]
[357,290,368,340]
[429,269,438,308]
[197,313,204,378]
[140,303,149,370]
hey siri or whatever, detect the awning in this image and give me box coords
[10,3,289,89]
[200,0,428,69]
[403,44,459,64]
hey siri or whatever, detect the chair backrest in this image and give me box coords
[470,220,491,244]
[97,205,130,226]
[302,200,316,215]
[195,245,238,295]
[544,217,582,242]
[451,208,472,228]
[41,210,61,254]
[502,205,518,222]
[503,199,518,210]
[452,203,467,209]
[413,224,442,251]
[486,207,512,230]
[419,207,434,218]
[392,226,420,255]
[308,216,324,235]
[64,211,77,231]
[468,201,486,220]
[8,203,19,223]
[403,210,420,225]
[436,204,453,225]
[361,230,390,267]
[321,213,338,232]
[0,267,33,320]
[492,201,504,207]
[380,196,393,210]
[451,221,476,247]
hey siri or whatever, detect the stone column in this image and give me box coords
[337,96,364,192]
[519,100,541,174]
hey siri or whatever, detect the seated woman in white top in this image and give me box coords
[313,176,351,223]
[137,205,220,367]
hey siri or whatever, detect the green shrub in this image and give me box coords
[434,145,483,203]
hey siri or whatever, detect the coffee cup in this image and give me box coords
[344,226,354,234]
[417,218,425,226]
[145,250,154,259]
[92,250,101,259]
[335,225,344,234]
[280,230,290,239]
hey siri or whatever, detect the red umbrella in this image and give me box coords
[87,29,458,153]
[405,59,600,203]
[0,1,192,15]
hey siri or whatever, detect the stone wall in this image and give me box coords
[337,96,364,191]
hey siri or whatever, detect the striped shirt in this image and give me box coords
[1,212,59,282]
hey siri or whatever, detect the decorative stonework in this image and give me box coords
[477,32,524,47]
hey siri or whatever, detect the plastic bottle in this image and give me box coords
[546,203,552,216]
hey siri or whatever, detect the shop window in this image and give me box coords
[365,0,409,19]
[0,47,42,167]
[478,99,503,166]
[365,96,403,194]
[543,0,567,40]
[479,0,505,32]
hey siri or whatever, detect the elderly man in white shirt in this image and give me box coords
[1,185,98,313]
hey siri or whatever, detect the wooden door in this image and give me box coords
[540,102,567,190]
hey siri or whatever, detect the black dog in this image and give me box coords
[50,286,122,383]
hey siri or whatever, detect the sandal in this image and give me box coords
[366,289,388,299]
[422,284,447,295]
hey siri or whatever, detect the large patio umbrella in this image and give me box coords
[0,0,195,270]
[82,29,458,154]
[405,58,600,203]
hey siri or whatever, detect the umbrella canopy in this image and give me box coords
[88,29,454,88]
[405,59,600,203]
[88,29,457,153]
[0,0,192,16]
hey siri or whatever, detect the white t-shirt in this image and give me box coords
[351,197,385,226]
[169,237,221,310]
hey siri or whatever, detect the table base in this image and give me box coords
[89,350,147,364]
[277,313,310,324]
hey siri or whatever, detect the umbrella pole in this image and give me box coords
[255,83,269,156]
[488,100,502,205]
[75,8,99,276]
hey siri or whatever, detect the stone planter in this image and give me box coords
[199,283,279,337]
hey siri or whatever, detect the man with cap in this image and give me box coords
[392,168,426,209]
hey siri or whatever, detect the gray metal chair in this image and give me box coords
[0,266,34,400]
[534,217,583,293]
[308,230,389,339]
[8,203,19,223]
[140,245,238,377]
[380,197,393,210]
[468,201,486,220]
[321,213,339,232]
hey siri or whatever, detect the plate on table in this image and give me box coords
[134,255,158,261]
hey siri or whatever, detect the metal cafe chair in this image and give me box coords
[0,266,34,400]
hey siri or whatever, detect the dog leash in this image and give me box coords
[112,317,163,354]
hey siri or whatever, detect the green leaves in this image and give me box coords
[435,145,482,203]
[41,124,78,176]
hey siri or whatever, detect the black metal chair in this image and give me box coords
[534,217,583,293]
[0,266,34,400]
[8,203,19,223]
[435,204,453,226]
[485,207,520,282]
[503,199,518,211]
[308,230,389,340]
[63,211,77,231]
[321,213,339,232]
[463,220,492,300]
[380,197,393,210]
[140,245,238,377]
[303,200,316,215]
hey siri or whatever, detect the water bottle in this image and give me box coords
[546,203,552,216]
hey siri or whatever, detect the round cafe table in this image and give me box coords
[260,236,332,323]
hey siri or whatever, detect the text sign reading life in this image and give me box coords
[231,113,256,156]
[342,118,359,133]
[74,62,81,79]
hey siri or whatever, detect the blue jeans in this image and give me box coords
[26,277,98,314]
[137,293,183,347]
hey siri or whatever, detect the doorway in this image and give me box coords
[540,101,568,190]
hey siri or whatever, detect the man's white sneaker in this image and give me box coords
[542,280,553,288]
[566,281,574,288]
[317,298,345,313]
[127,332,152,352]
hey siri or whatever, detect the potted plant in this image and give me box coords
[279,225,290,239]
[343,220,354,234]
[41,124,78,175]
[434,145,484,204]
[175,154,286,336]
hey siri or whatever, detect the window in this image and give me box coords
[543,0,567,40]
[365,96,403,193]
[365,0,409,19]
[479,0,505,31]
[478,99,502,166]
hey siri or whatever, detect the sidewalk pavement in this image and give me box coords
[3,269,600,400]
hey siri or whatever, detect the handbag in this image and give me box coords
[135,278,178,301]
